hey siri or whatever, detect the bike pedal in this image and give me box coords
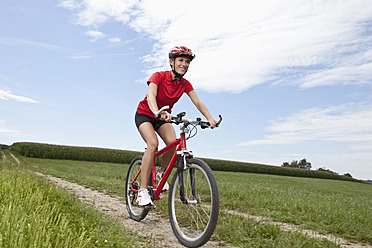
[144,204,156,210]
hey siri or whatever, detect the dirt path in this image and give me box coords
[225,210,370,248]
[9,151,21,165]
[33,172,227,248]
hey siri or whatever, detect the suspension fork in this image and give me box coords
[177,154,187,204]
[177,151,197,204]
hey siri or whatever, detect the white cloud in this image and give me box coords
[232,101,372,179]
[85,30,107,41]
[0,121,22,136]
[143,0,372,93]
[0,127,21,136]
[299,52,372,88]
[85,30,122,43]
[108,37,121,43]
[0,37,70,52]
[60,0,137,26]
[237,102,372,151]
[0,89,39,103]
[60,0,372,93]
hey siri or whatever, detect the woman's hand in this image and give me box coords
[160,111,172,122]
[208,118,217,129]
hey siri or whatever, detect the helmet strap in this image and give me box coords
[170,59,187,82]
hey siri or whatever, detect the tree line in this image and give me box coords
[281,158,352,178]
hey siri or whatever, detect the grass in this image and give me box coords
[16,154,372,247]
[18,157,127,196]
[214,212,340,248]
[215,171,372,244]
[0,151,145,248]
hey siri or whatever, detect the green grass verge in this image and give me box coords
[216,171,372,245]
[0,155,144,248]
[214,211,340,248]
[17,154,372,247]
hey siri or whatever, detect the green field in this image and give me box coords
[1,150,371,247]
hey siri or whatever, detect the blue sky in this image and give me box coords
[1,0,372,180]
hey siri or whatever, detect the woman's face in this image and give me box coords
[170,56,191,75]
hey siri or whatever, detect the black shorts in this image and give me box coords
[135,112,167,131]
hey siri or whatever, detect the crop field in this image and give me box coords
[1,150,371,248]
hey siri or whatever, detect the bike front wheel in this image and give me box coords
[168,158,219,248]
[125,156,149,221]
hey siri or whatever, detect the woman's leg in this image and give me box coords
[157,123,177,173]
[138,122,159,189]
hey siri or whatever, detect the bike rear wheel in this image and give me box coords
[168,158,219,247]
[125,156,149,221]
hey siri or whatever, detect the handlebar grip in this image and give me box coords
[216,115,223,127]
[154,105,170,118]
[201,115,222,129]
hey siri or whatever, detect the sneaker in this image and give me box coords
[156,171,169,191]
[136,188,155,206]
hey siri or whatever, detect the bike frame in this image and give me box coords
[130,132,188,200]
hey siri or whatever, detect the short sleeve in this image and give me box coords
[147,72,162,86]
[184,80,194,94]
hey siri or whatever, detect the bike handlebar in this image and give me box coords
[154,105,170,118]
[154,105,222,129]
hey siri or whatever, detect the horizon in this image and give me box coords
[2,141,370,181]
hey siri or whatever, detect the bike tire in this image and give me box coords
[168,158,219,248]
[125,156,149,221]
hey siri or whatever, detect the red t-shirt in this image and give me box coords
[137,71,194,118]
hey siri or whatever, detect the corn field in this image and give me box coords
[10,142,362,183]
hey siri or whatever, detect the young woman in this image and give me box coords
[135,46,217,206]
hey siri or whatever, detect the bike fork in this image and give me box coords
[177,154,198,204]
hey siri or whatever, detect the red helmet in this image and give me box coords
[169,46,195,61]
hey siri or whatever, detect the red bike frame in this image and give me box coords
[130,132,187,200]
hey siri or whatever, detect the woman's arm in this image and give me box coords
[147,82,172,121]
[146,82,159,114]
[187,90,217,128]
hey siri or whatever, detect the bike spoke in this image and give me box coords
[169,158,219,247]
[125,157,150,221]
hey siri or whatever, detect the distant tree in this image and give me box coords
[282,160,297,168]
[281,158,311,170]
[290,160,299,168]
[282,162,290,167]
[343,173,352,178]
[1,144,9,150]
[298,158,312,170]
[317,167,338,174]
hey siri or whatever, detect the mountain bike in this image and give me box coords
[125,106,222,248]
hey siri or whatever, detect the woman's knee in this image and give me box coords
[146,139,159,152]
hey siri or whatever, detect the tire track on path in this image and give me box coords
[225,210,370,248]
[9,151,21,165]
